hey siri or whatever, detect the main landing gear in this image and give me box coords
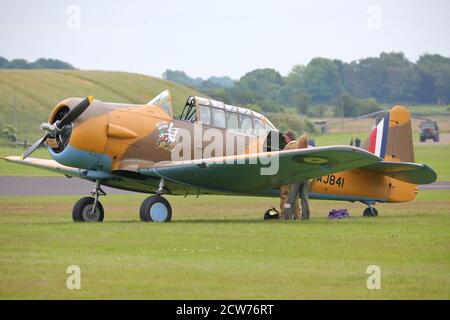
[72,179,172,223]
[139,195,172,222]
[362,202,378,217]
[73,180,106,222]
[140,178,172,222]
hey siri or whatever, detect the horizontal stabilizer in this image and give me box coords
[362,161,437,184]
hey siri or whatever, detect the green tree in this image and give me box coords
[294,92,310,115]
[285,65,306,97]
[333,92,357,117]
[205,76,234,88]
[0,56,8,68]
[0,57,75,70]
[333,92,381,117]
[232,68,284,112]
[162,70,202,88]
[355,52,418,102]
[203,88,230,102]
[31,58,75,69]
[383,65,420,102]
[1,124,18,142]
[7,59,29,69]
[416,54,450,104]
[334,59,366,98]
[287,58,342,102]
[266,112,314,136]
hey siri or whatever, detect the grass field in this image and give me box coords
[0,190,448,299]
[407,104,450,117]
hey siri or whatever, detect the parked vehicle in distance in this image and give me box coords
[419,120,439,142]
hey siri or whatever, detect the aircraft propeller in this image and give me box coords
[22,96,93,159]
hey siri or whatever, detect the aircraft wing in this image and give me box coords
[2,156,86,178]
[362,161,437,184]
[140,146,381,194]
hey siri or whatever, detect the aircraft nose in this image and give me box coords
[46,98,112,171]
[22,97,93,160]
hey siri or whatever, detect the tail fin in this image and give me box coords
[362,105,415,163]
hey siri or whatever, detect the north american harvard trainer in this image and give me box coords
[2,90,437,222]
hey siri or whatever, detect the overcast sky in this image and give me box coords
[0,0,449,79]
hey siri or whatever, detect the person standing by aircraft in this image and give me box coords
[279,131,300,220]
[284,135,311,220]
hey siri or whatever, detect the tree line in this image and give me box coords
[163,52,450,117]
[0,57,75,70]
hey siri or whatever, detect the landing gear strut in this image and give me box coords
[363,202,378,217]
[139,178,172,222]
[72,180,106,222]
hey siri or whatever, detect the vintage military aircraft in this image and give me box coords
[2,90,437,222]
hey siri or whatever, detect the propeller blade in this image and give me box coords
[22,134,48,159]
[57,96,93,128]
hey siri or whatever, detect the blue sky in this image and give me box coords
[0,0,449,79]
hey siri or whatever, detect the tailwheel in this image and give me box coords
[140,195,172,222]
[363,207,378,217]
[72,197,104,222]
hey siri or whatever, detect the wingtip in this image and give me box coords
[1,155,24,162]
[88,96,94,104]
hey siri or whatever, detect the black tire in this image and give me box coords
[140,195,172,222]
[363,207,378,217]
[420,137,425,143]
[72,197,104,222]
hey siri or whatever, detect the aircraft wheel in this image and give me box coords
[72,197,104,222]
[363,207,378,217]
[140,195,172,222]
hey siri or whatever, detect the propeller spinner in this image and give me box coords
[22,96,93,159]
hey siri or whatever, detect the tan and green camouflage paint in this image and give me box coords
[48,96,419,203]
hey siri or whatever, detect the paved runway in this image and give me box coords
[0,176,449,195]
[0,177,134,195]
[418,181,450,190]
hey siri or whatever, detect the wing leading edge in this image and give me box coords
[1,156,114,180]
[2,156,83,177]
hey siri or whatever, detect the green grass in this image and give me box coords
[415,145,450,181]
[313,131,443,145]
[0,70,203,141]
[313,132,361,146]
[0,191,448,299]
[407,104,450,117]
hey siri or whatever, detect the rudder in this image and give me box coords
[362,105,414,163]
